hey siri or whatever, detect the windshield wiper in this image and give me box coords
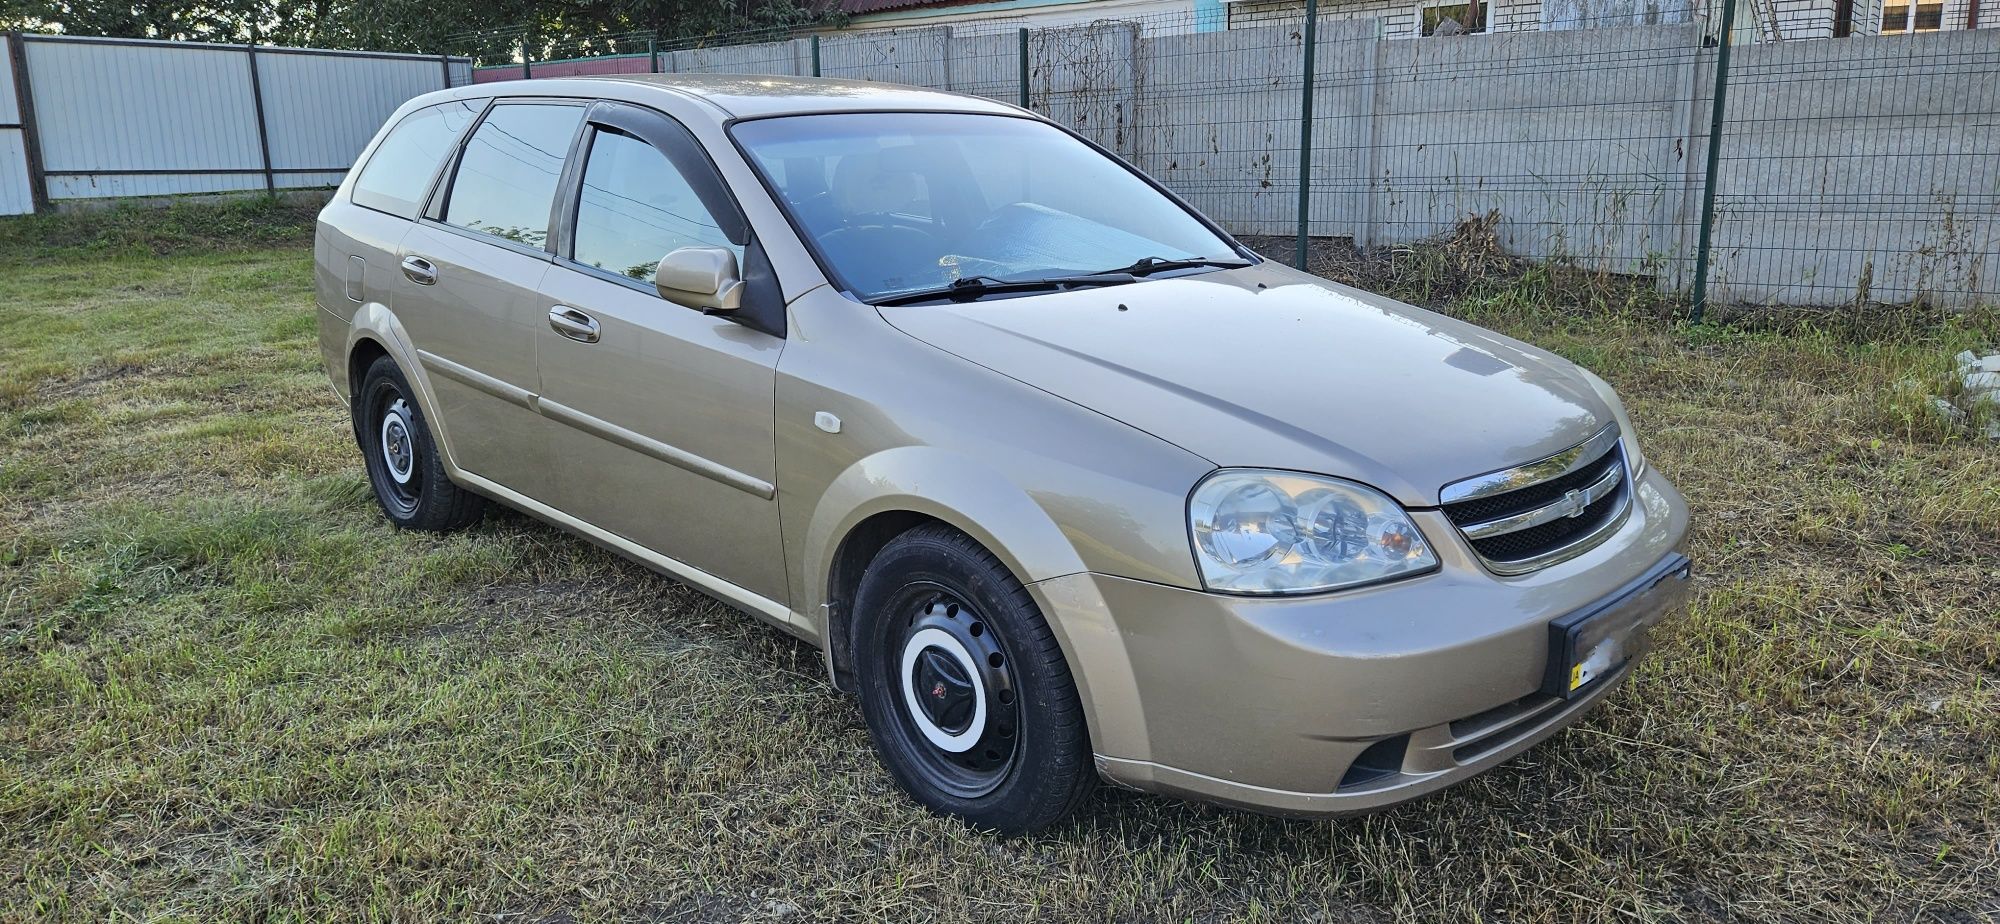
[1085,255,1253,278]
[872,273,1138,306]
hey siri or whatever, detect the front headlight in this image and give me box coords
[1188,470,1439,595]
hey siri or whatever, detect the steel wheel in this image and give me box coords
[851,524,1094,833]
[891,586,1022,798]
[368,385,422,517]
[352,355,482,532]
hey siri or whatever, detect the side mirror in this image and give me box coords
[655,246,745,313]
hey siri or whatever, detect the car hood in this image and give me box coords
[878,262,1611,507]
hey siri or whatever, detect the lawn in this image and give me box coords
[2,201,1996,923]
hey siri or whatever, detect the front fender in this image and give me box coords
[800,444,1160,760]
[802,446,1089,618]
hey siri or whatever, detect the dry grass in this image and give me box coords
[2,205,1997,923]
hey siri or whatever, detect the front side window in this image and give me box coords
[731,112,1240,302]
[572,128,741,284]
[351,100,482,218]
[441,103,584,248]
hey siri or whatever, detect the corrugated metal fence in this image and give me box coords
[0,33,472,215]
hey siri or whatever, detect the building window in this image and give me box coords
[1880,0,1944,31]
[1420,0,1488,34]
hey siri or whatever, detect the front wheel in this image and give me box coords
[852,525,1094,834]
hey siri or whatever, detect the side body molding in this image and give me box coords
[408,346,774,502]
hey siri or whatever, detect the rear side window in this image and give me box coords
[440,103,584,248]
[350,100,482,219]
[573,129,741,284]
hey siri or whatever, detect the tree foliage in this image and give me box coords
[0,0,838,56]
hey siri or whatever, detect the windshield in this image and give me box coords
[730,112,1244,302]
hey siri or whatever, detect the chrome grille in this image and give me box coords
[1440,424,1632,574]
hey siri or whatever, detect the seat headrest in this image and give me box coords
[831,147,923,218]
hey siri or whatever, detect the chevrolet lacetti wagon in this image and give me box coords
[315,75,1692,834]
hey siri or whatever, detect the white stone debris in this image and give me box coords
[1953,351,2000,440]
[1930,396,1968,425]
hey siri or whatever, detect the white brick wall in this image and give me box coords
[1222,0,1989,37]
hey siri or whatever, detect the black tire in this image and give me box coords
[851,524,1094,835]
[353,354,484,532]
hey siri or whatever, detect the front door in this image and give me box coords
[536,103,788,603]
[394,100,585,502]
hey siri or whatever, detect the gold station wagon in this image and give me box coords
[315,75,1692,834]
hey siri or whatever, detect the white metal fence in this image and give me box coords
[0,33,472,215]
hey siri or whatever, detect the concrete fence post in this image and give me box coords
[1354,24,1381,250]
[1296,0,1319,269]
[1663,25,1703,295]
[1690,0,1740,322]
[941,26,955,91]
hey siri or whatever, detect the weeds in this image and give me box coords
[0,195,319,258]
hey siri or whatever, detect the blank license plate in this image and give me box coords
[1542,555,1692,699]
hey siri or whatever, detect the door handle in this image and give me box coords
[400,255,438,286]
[548,306,601,344]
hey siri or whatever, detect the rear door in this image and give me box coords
[535,101,789,603]
[395,100,586,502]
[319,98,483,327]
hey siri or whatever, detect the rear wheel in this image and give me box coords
[354,355,484,531]
[852,525,1094,834]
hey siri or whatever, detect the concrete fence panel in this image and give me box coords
[1362,25,1702,272]
[1708,29,2000,306]
[667,39,803,76]
[1031,22,1141,157]
[1137,22,1323,234]
[945,30,1022,103]
[820,26,952,86]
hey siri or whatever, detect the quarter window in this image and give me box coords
[441,103,584,248]
[572,128,741,284]
[350,100,482,219]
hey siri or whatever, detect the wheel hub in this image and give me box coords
[913,647,978,734]
[894,596,1019,788]
[380,398,415,485]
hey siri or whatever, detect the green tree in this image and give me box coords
[0,0,838,54]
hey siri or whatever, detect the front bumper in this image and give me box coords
[1028,466,1691,816]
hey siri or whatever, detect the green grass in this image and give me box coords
[3,204,1997,922]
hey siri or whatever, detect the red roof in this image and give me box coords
[839,0,990,15]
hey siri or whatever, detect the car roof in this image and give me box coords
[469,74,1028,120]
